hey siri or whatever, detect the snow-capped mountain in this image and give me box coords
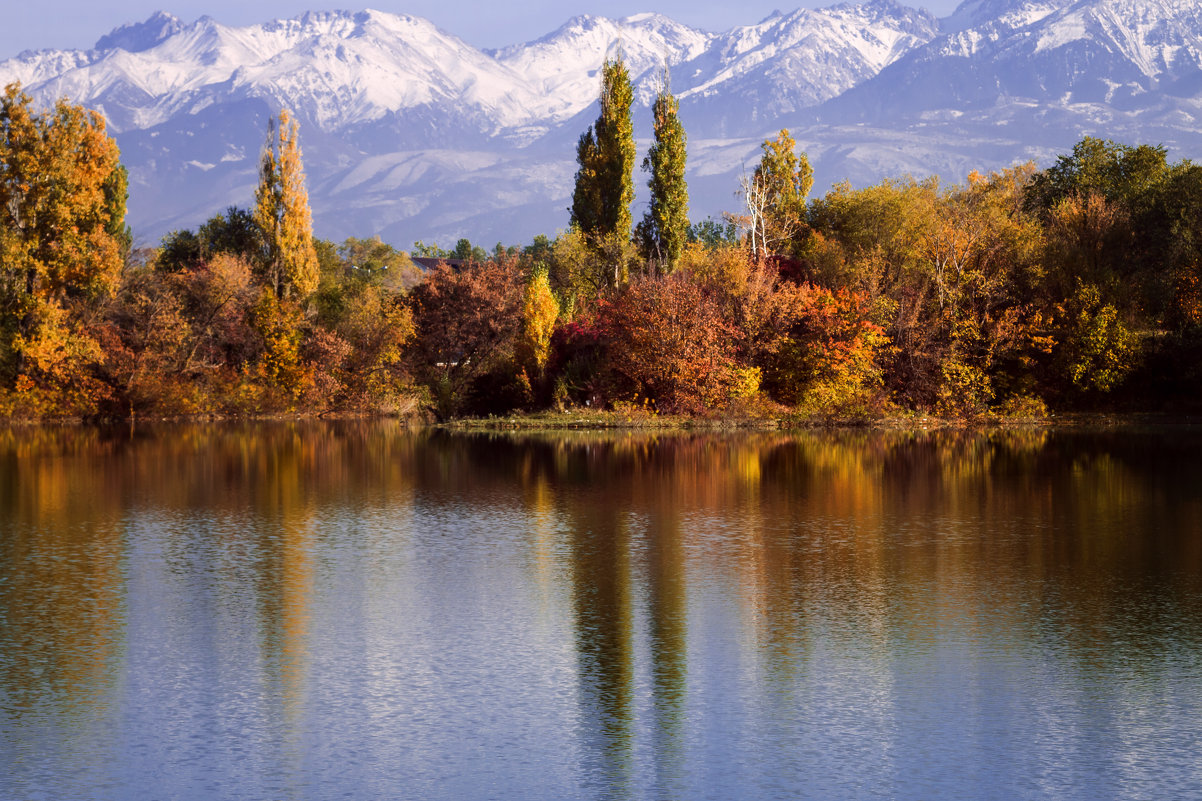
[2,1,1201,249]
[829,0,1202,117]
[675,2,938,135]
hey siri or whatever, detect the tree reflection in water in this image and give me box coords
[0,422,1199,800]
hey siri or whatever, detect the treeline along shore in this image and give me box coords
[2,62,1202,424]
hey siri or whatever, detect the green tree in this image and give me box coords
[1025,137,1170,215]
[337,236,420,289]
[637,77,689,272]
[158,206,260,273]
[571,56,635,253]
[0,83,127,410]
[411,240,451,259]
[452,238,487,263]
[688,217,739,249]
[254,109,319,301]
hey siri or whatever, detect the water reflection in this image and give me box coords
[0,423,1199,800]
[564,460,635,796]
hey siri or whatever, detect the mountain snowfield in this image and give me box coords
[3,0,1202,248]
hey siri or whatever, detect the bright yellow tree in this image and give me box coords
[517,266,559,379]
[254,109,319,301]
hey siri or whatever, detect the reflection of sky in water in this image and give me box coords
[0,423,1200,800]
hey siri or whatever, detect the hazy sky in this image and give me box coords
[4,1,966,59]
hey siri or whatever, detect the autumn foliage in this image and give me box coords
[596,272,745,414]
[2,81,1200,422]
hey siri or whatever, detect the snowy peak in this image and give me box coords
[492,13,711,120]
[941,0,1066,34]
[1026,0,1202,79]
[826,0,1202,123]
[94,11,185,53]
[2,2,1201,250]
[675,1,937,120]
[0,4,939,138]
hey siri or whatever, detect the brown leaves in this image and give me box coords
[407,258,524,419]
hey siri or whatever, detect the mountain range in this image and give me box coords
[3,0,1201,249]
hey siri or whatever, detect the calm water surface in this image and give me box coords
[0,423,1200,800]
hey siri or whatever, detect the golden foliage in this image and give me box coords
[254,109,319,301]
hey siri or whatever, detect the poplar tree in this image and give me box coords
[638,78,688,271]
[571,57,635,247]
[254,109,319,301]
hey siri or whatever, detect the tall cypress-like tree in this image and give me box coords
[638,77,688,271]
[571,57,635,246]
[254,109,319,301]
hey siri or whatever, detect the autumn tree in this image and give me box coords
[637,75,689,272]
[407,258,524,419]
[546,225,638,310]
[757,281,887,416]
[806,169,1046,414]
[598,272,751,414]
[1050,280,1139,398]
[741,129,813,259]
[0,83,127,412]
[100,252,259,415]
[571,56,635,269]
[302,235,419,411]
[309,278,415,412]
[254,109,319,301]
[516,265,559,383]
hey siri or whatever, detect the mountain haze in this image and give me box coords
[3,0,1201,247]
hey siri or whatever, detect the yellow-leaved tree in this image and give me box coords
[0,83,128,414]
[517,265,559,382]
[248,109,319,408]
[254,109,319,301]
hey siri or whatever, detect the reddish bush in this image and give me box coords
[596,272,748,414]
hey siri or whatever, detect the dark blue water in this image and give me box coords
[1,424,1200,800]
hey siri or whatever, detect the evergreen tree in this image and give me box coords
[638,77,689,271]
[254,109,319,301]
[570,57,635,249]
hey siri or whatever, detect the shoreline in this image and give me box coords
[1,409,1197,432]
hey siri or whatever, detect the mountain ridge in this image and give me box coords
[2,1,1200,249]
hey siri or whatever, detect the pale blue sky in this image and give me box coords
[4,1,966,59]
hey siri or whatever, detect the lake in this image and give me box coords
[1,422,1200,800]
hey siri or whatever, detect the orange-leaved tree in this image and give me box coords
[0,83,128,415]
[598,271,750,414]
[407,257,524,419]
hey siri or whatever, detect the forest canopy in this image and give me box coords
[2,77,1200,422]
